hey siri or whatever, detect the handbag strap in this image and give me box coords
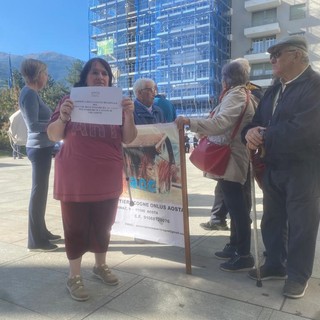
[230,89,250,140]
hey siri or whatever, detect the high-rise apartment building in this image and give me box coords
[89,0,319,116]
[232,0,320,88]
[89,0,232,116]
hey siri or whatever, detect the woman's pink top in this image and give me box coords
[49,97,123,202]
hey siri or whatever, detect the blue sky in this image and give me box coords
[0,0,90,60]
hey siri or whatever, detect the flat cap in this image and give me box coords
[267,35,308,53]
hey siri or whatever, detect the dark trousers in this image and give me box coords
[26,147,53,248]
[219,179,252,256]
[262,165,320,285]
[13,144,22,159]
[210,182,228,221]
[211,172,251,223]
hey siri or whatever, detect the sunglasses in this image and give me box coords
[269,49,297,60]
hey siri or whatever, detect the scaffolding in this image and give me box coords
[89,0,231,116]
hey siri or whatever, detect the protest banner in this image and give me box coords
[112,122,191,273]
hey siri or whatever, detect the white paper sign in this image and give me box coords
[70,86,122,125]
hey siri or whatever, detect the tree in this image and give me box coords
[66,59,84,87]
[0,86,20,152]
[39,75,68,110]
[12,69,25,90]
[0,87,19,125]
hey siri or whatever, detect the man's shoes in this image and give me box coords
[93,265,119,286]
[248,264,287,281]
[28,242,58,252]
[47,232,62,242]
[200,220,229,231]
[67,275,89,301]
[214,243,236,260]
[220,253,254,272]
[283,280,308,299]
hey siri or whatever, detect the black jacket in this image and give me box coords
[242,66,320,166]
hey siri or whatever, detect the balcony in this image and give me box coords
[245,0,281,12]
[244,22,280,38]
[244,52,270,64]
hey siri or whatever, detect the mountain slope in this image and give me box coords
[0,51,82,88]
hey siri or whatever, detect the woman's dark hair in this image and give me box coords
[221,61,249,89]
[74,57,113,87]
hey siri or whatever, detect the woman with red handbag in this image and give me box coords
[175,59,259,272]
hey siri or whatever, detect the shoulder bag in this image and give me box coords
[189,91,249,176]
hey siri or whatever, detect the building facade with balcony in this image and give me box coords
[231,0,320,88]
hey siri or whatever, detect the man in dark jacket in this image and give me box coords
[242,35,320,299]
[132,78,165,124]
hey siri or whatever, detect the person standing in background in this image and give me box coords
[200,182,229,231]
[19,58,61,252]
[153,86,176,122]
[8,109,27,159]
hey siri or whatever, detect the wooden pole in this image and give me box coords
[178,127,192,274]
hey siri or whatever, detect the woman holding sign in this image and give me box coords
[47,58,137,301]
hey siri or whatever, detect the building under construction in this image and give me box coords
[89,0,232,117]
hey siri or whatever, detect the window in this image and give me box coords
[252,8,277,27]
[290,4,306,20]
[251,36,276,53]
[196,63,209,78]
[251,63,273,80]
[127,62,135,73]
[196,32,209,43]
[184,65,195,80]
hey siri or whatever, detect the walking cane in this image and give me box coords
[250,160,262,287]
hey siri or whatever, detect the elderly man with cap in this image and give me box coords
[242,35,320,298]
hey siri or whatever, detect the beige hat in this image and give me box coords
[267,35,308,53]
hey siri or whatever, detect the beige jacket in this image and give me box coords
[189,85,257,184]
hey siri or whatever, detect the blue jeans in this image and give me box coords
[26,146,53,248]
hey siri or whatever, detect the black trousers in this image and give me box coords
[262,164,320,285]
[210,182,228,221]
[211,171,251,223]
[26,146,53,248]
[219,179,252,256]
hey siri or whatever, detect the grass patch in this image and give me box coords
[0,150,11,157]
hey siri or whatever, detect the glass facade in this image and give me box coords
[89,0,231,116]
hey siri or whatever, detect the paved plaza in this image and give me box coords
[0,155,319,319]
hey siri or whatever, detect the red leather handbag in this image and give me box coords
[189,91,249,176]
[189,137,231,175]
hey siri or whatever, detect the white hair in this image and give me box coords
[233,58,251,74]
[133,78,155,97]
